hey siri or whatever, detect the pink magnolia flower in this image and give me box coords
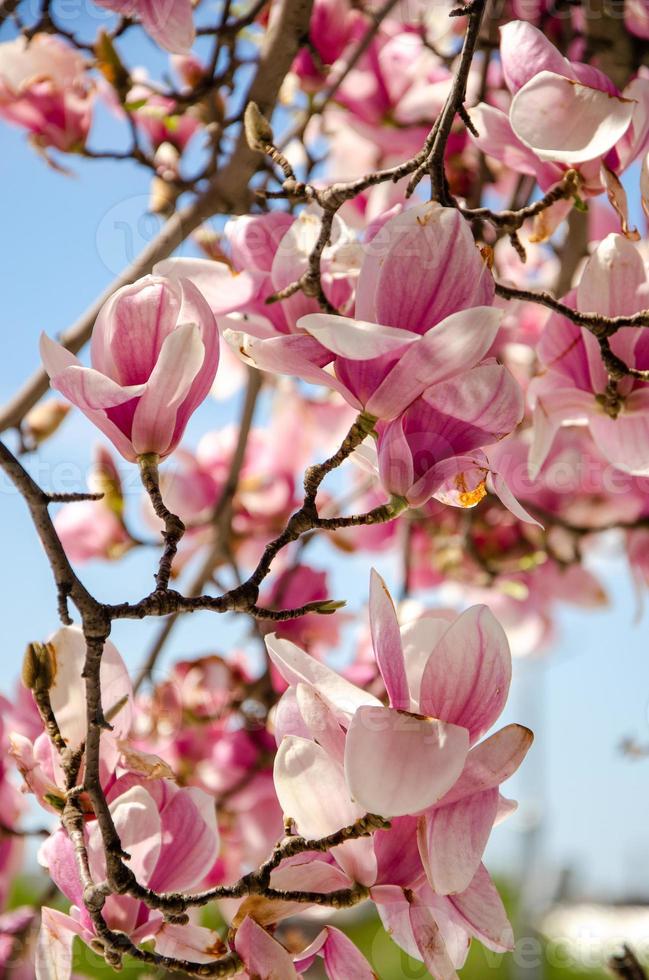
[332,25,460,160]
[260,564,347,666]
[134,654,284,884]
[54,445,132,563]
[271,569,530,844]
[54,499,130,563]
[10,626,133,812]
[40,275,219,462]
[94,0,195,54]
[268,572,527,973]
[528,233,649,476]
[469,21,649,233]
[292,0,365,91]
[0,35,94,152]
[227,203,502,421]
[37,774,220,975]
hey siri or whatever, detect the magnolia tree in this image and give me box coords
[1,0,649,976]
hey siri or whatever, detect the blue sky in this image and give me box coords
[1,16,649,907]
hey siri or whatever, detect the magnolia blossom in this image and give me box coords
[10,627,133,812]
[41,275,219,462]
[268,570,531,973]
[529,233,649,477]
[469,21,649,234]
[0,35,94,152]
[227,203,502,421]
[38,775,220,975]
[292,0,365,91]
[332,24,463,160]
[94,0,195,54]
[260,564,346,661]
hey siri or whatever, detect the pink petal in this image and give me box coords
[344,706,469,817]
[47,626,132,750]
[468,103,561,185]
[91,277,182,384]
[510,71,635,164]
[271,859,352,895]
[439,725,534,807]
[38,831,84,910]
[400,612,457,709]
[421,363,524,436]
[358,204,494,331]
[589,400,649,476]
[322,926,377,979]
[408,894,460,980]
[39,332,80,376]
[499,21,570,94]
[578,231,647,318]
[449,864,514,953]
[274,736,364,836]
[131,321,205,457]
[299,313,419,359]
[295,683,347,764]
[155,922,226,964]
[419,788,499,894]
[36,907,88,980]
[488,470,543,527]
[149,786,219,893]
[528,387,593,479]
[418,605,511,743]
[373,815,425,888]
[153,258,257,315]
[266,634,380,722]
[369,569,410,709]
[234,917,298,980]
[367,308,503,419]
[139,0,195,54]
[223,329,351,402]
[87,785,162,892]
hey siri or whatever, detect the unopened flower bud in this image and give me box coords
[24,400,70,445]
[149,173,180,217]
[22,642,55,693]
[244,101,274,151]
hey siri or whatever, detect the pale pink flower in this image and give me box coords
[227,203,501,421]
[260,564,346,663]
[127,84,201,157]
[271,570,530,832]
[292,0,365,91]
[528,234,649,476]
[10,626,133,811]
[0,35,94,152]
[54,499,130,563]
[469,21,649,232]
[37,775,220,975]
[94,0,195,54]
[41,275,219,462]
[268,572,525,973]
